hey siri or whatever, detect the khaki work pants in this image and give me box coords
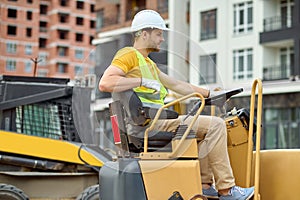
[154,115,235,190]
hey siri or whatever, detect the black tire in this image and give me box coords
[76,184,100,200]
[0,184,29,200]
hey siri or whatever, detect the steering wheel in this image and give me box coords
[184,88,244,120]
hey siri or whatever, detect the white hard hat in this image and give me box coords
[131,10,169,32]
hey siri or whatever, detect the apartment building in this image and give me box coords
[190,0,300,149]
[93,0,300,149]
[0,0,96,78]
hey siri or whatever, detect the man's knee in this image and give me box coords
[210,116,226,132]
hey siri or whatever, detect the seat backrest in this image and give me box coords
[109,90,178,153]
[112,90,148,126]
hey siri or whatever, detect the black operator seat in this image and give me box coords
[110,90,178,153]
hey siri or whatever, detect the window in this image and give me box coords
[8,8,17,18]
[58,46,68,56]
[26,28,32,37]
[27,11,32,20]
[75,65,83,75]
[75,49,84,59]
[25,61,32,73]
[7,25,17,35]
[280,46,293,68]
[39,22,47,32]
[39,38,47,48]
[280,0,294,28]
[90,4,95,12]
[233,48,253,80]
[158,0,168,13]
[58,30,68,39]
[57,63,68,73]
[89,36,94,45]
[59,13,69,23]
[37,69,48,77]
[200,9,217,40]
[76,1,84,9]
[90,20,95,28]
[40,4,48,15]
[60,0,69,7]
[76,17,84,25]
[6,42,17,53]
[75,33,83,42]
[233,1,253,34]
[27,0,33,3]
[264,107,300,149]
[199,54,217,84]
[6,59,17,71]
[38,53,48,66]
[96,9,104,31]
[25,44,32,55]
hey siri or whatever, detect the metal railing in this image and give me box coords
[263,64,291,80]
[263,15,292,32]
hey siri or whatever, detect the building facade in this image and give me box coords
[0,0,96,78]
[190,0,300,149]
[93,0,300,149]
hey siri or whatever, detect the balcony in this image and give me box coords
[263,15,292,32]
[263,64,291,81]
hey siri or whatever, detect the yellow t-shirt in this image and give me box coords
[111,47,161,79]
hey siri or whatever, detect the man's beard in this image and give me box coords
[147,47,160,52]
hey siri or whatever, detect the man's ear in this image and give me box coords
[141,30,148,39]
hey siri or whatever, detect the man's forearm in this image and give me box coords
[99,76,141,93]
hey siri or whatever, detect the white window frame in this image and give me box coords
[233,1,253,34]
[25,44,32,55]
[75,49,84,59]
[233,48,253,80]
[75,65,83,75]
[57,63,67,73]
[199,54,217,84]
[6,59,17,71]
[280,0,294,28]
[6,42,17,54]
[25,61,32,73]
[38,52,48,66]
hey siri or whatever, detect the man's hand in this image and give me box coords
[141,78,161,92]
[209,87,224,98]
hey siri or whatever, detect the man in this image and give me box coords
[99,9,254,200]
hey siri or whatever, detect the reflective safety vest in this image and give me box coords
[133,50,168,108]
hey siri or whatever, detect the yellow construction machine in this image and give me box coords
[0,75,112,199]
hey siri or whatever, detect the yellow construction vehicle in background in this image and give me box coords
[0,75,112,199]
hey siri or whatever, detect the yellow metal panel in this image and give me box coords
[226,115,250,187]
[171,138,198,158]
[139,160,202,200]
[0,130,103,167]
[226,115,248,146]
[256,150,300,200]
